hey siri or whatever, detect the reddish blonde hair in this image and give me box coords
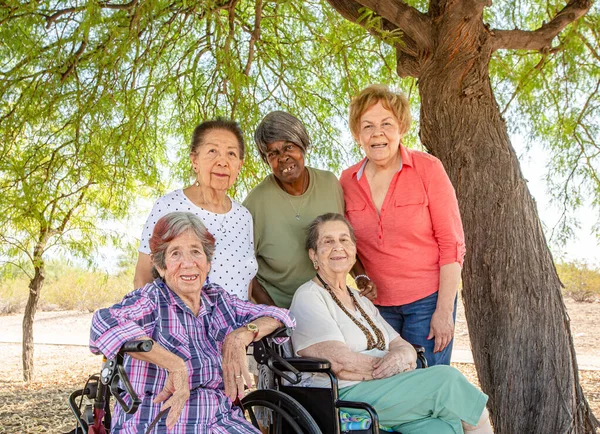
[349,84,412,140]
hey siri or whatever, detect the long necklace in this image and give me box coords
[315,273,386,351]
[280,170,309,221]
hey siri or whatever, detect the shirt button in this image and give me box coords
[378,235,382,239]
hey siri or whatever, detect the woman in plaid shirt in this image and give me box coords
[90,212,294,433]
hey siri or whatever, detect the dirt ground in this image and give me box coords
[0,298,598,433]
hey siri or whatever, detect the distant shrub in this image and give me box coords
[0,260,134,314]
[556,260,600,303]
[0,276,29,314]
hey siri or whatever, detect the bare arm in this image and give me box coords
[297,341,379,381]
[428,262,461,353]
[222,316,283,399]
[249,277,276,305]
[133,252,154,289]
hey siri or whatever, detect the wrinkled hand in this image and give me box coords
[428,309,454,353]
[372,350,416,379]
[356,277,377,301]
[153,366,190,429]
[222,331,253,401]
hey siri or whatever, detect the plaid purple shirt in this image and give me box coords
[90,279,295,433]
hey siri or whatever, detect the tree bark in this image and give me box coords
[416,19,599,434]
[22,246,45,382]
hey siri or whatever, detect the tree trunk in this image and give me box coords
[22,251,45,382]
[415,27,599,433]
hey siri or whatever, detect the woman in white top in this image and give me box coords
[290,213,493,434]
[134,119,258,301]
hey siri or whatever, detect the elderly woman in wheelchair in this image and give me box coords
[287,213,493,434]
[88,211,294,433]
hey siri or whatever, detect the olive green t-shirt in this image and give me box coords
[243,167,345,308]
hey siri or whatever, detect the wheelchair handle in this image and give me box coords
[120,339,154,353]
[110,363,142,414]
[266,349,303,385]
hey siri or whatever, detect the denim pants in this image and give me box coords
[377,292,457,367]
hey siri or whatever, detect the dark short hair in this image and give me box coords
[254,111,310,163]
[190,118,245,159]
[150,212,216,277]
[305,213,356,251]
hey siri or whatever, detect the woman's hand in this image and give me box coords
[355,276,377,300]
[372,349,416,379]
[153,365,190,429]
[427,308,454,353]
[222,329,253,401]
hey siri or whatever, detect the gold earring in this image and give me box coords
[313,261,318,269]
[194,179,200,187]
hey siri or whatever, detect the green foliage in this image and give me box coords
[556,260,600,302]
[489,4,600,245]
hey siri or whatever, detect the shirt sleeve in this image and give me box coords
[423,158,466,267]
[89,287,158,359]
[290,286,346,352]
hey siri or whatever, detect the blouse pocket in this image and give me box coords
[156,328,191,361]
[345,200,368,229]
[393,193,429,231]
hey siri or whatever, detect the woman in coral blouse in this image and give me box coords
[340,84,465,366]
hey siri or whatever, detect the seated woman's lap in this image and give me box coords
[377,292,457,366]
[338,365,487,433]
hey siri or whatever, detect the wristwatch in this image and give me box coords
[246,322,259,341]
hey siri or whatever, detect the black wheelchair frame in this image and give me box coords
[66,328,427,434]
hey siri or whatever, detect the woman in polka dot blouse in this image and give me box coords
[134,119,258,301]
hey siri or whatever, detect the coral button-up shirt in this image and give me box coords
[340,145,465,306]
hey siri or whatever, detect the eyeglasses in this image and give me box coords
[265,142,300,161]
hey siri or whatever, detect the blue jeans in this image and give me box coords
[377,292,457,367]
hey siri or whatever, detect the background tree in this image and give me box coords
[1,0,599,431]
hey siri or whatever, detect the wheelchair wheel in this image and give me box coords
[242,389,322,434]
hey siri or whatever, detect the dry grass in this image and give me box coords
[0,343,598,433]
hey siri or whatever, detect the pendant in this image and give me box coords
[295,214,300,220]
[219,226,227,234]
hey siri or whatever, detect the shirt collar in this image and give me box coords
[156,277,215,316]
[355,144,411,180]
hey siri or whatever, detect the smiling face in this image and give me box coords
[309,220,357,276]
[154,230,211,301]
[358,101,402,167]
[265,140,306,186]
[191,128,243,192]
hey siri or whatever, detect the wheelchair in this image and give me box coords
[66,328,426,434]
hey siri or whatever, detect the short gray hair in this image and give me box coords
[149,212,216,276]
[306,213,356,251]
[254,111,311,163]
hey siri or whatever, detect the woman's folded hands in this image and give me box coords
[372,346,417,379]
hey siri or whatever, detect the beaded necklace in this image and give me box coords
[315,273,386,351]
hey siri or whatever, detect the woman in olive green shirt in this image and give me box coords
[243,111,345,308]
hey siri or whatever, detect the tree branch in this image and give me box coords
[325,0,430,50]
[492,0,592,51]
[244,0,262,75]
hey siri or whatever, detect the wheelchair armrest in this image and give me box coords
[272,357,331,373]
[411,344,428,368]
[263,326,292,340]
[336,400,380,434]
